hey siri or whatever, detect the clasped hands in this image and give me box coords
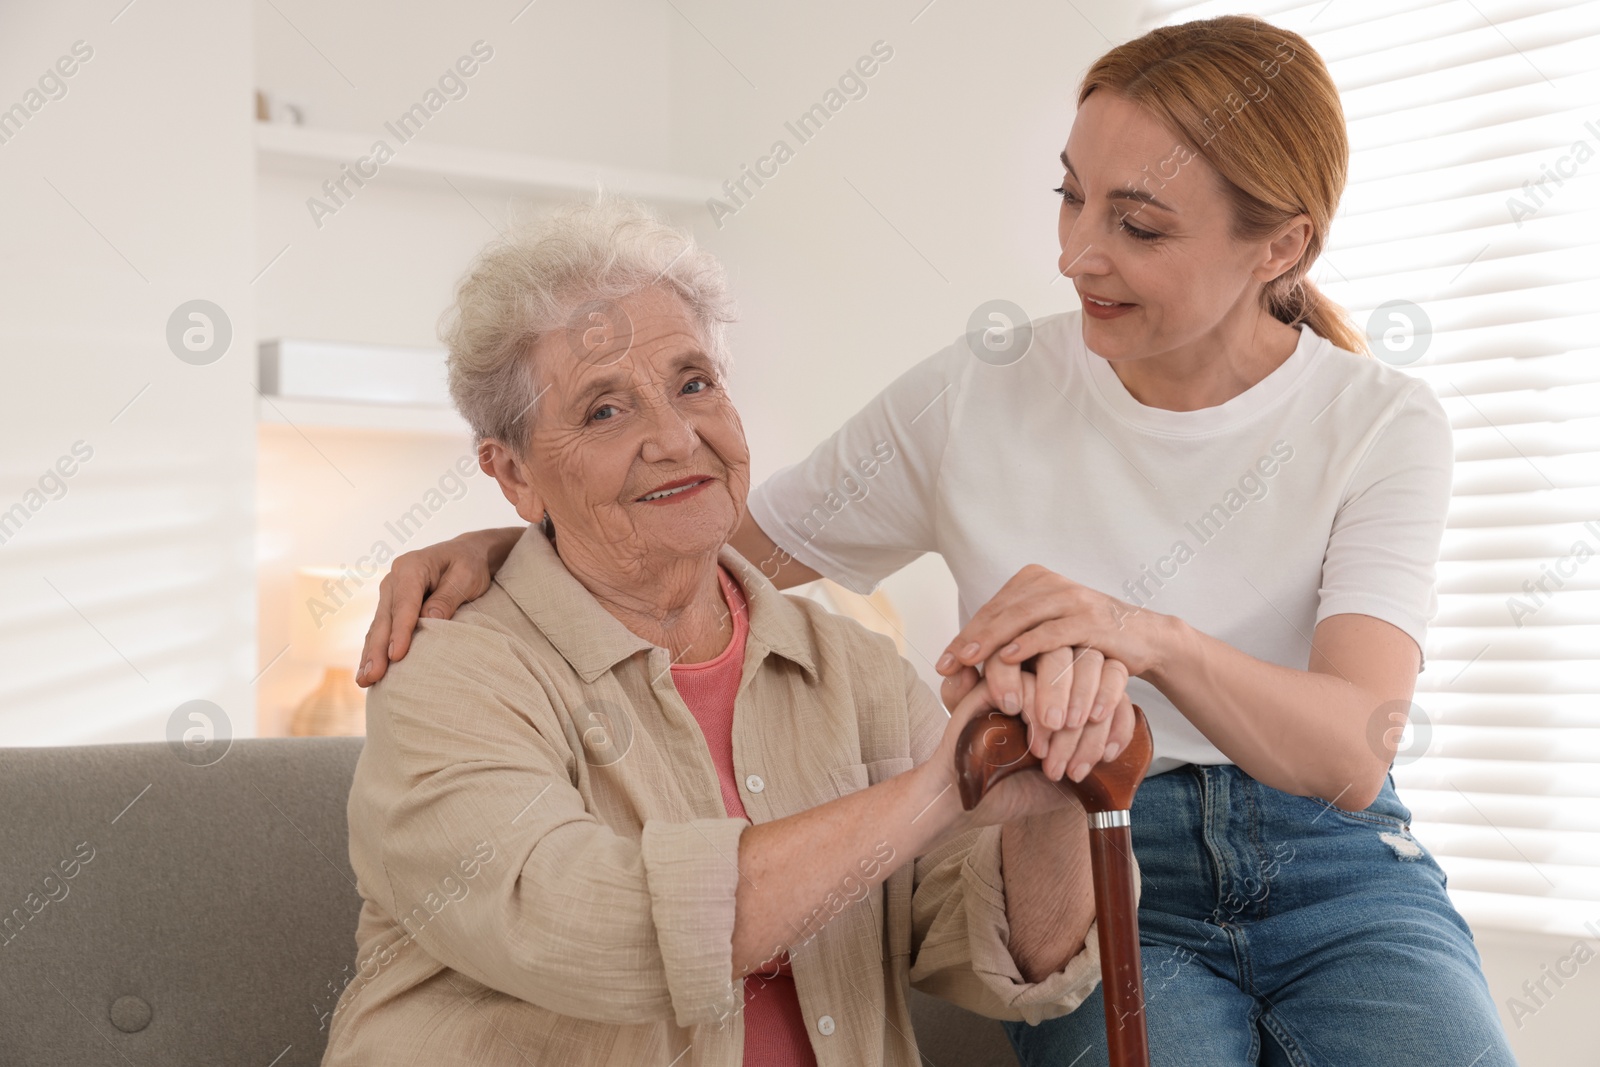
[933,564,1169,786]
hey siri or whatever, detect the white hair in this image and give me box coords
[440,196,737,453]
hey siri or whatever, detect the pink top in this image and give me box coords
[670,566,817,1067]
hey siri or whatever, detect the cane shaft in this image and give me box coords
[953,703,1154,1067]
[1088,821,1148,1067]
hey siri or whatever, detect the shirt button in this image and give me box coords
[745,774,765,794]
[817,1014,835,1036]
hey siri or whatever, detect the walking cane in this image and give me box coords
[954,702,1154,1067]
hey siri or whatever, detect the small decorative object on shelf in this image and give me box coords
[254,89,306,125]
[287,566,384,736]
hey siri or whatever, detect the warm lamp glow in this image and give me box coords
[288,565,386,736]
[292,566,384,668]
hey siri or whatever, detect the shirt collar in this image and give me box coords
[494,525,820,685]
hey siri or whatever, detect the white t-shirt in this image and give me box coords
[746,309,1455,775]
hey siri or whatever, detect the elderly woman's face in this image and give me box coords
[513,286,750,567]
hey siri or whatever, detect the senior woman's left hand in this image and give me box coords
[935,565,1174,778]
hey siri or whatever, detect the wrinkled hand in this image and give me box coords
[931,671,1137,828]
[941,657,1137,786]
[356,529,509,687]
[936,565,1167,766]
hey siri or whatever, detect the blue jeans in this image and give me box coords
[1003,764,1516,1066]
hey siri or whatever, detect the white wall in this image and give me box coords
[0,0,255,745]
[1476,927,1600,1067]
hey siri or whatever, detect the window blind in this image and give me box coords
[1139,0,1600,937]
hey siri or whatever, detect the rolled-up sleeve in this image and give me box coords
[638,818,750,1026]
[359,616,749,1029]
[897,657,1131,1023]
[910,825,1140,1023]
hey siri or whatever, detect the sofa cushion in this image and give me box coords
[0,737,1019,1065]
[0,738,364,1065]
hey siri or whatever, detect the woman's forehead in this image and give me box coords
[1067,95,1189,170]
[1064,106,1218,213]
[538,291,707,384]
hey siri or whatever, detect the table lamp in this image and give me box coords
[288,565,384,736]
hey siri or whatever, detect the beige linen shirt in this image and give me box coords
[320,525,1117,1066]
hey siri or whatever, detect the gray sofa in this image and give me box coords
[0,737,1021,1065]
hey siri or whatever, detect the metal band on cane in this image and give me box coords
[1090,809,1131,830]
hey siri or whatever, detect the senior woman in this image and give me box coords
[319,199,1137,1066]
[355,16,1518,1067]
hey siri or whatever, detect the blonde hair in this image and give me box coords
[1080,15,1369,355]
[440,196,738,453]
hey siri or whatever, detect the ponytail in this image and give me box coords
[1266,273,1368,356]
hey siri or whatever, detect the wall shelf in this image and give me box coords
[255,123,720,205]
[256,339,470,435]
[256,394,470,436]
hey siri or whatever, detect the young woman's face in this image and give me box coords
[1055,90,1293,362]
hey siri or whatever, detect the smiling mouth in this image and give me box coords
[637,478,710,502]
[1084,295,1132,307]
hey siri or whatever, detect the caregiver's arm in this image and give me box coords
[728,509,824,589]
[358,513,820,686]
[938,567,1414,811]
[944,381,1453,813]
[1149,611,1416,812]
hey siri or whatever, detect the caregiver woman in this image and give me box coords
[360,15,1515,1067]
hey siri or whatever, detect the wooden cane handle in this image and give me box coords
[954,703,1152,813]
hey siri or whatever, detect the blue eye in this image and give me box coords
[682,378,709,395]
[590,404,618,422]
